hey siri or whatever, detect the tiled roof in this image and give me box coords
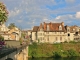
[43,22,65,32]
[32,22,65,32]
[64,25,79,33]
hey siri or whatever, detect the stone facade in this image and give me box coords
[31,22,80,43]
[0,24,21,40]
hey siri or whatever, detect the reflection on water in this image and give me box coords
[28,57,80,60]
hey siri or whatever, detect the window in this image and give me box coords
[38,33,42,36]
[68,29,69,32]
[67,28,70,32]
[56,37,57,41]
[40,28,43,31]
[68,33,70,36]
[73,29,75,31]
[40,37,42,41]
[35,33,36,36]
[43,33,44,35]
[43,37,44,40]
[46,32,49,34]
[40,33,42,35]
[47,36,49,41]
[60,32,62,34]
[76,32,78,35]
[55,32,57,34]
[60,37,62,41]
[59,25,62,30]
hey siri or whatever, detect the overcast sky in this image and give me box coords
[0,0,80,30]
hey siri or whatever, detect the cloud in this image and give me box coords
[1,0,80,29]
[9,8,21,18]
[55,16,61,20]
[75,11,80,19]
[65,0,75,3]
[52,14,75,24]
[17,20,23,23]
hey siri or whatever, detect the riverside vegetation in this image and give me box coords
[29,41,80,58]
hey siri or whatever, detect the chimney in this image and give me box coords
[43,22,46,31]
[61,22,64,26]
[44,22,45,24]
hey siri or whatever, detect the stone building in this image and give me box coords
[31,22,80,43]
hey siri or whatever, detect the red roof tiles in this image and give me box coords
[32,22,65,32]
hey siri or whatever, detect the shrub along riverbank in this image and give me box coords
[29,42,80,58]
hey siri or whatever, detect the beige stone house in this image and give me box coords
[0,24,9,31]
[0,31,10,40]
[32,22,80,43]
[65,25,80,41]
[32,22,67,43]
[8,27,21,41]
[0,24,10,40]
[0,24,21,41]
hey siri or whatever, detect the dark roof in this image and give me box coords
[32,26,39,32]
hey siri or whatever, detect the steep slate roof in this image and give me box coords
[32,26,39,32]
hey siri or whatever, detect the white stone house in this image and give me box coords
[0,24,10,40]
[32,22,67,43]
[31,22,80,43]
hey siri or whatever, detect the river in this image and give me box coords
[28,57,80,60]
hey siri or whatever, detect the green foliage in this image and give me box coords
[32,42,37,46]
[69,41,77,44]
[53,51,61,58]
[0,35,4,41]
[64,41,68,43]
[21,32,26,39]
[53,49,79,58]
[31,50,37,58]
[19,38,23,45]
[67,49,79,57]
[8,23,16,29]
[0,2,8,24]
[29,43,80,58]
[38,39,40,43]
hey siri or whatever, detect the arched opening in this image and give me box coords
[75,32,78,35]
[68,33,70,36]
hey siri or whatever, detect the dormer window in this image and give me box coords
[40,28,43,31]
[47,25,49,31]
[59,25,62,30]
[73,29,75,31]
[67,28,70,32]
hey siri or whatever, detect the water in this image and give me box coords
[28,57,80,60]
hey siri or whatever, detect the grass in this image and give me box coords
[28,42,80,58]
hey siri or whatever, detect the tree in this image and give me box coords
[0,2,8,24]
[8,23,16,29]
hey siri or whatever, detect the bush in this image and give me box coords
[53,49,79,57]
[0,35,4,41]
[31,50,37,58]
[53,51,61,58]
[67,49,79,57]
[69,41,76,44]
[64,41,68,43]
[29,43,80,58]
